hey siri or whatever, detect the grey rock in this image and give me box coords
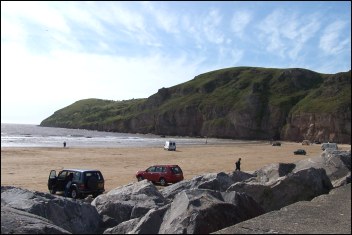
[91,180,166,229]
[161,171,249,201]
[1,186,101,234]
[294,150,351,187]
[159,189,264,234]
[103,218,141,234]
[253,163,296,184]
[1,206,70,234]
[227,167,333,212]
[214,184,351,234]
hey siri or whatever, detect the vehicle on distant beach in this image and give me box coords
[294,149,306,155]
[164,141,176,151]
[272,142,281,146]
[136,165,183,186]
[48,169,105,199]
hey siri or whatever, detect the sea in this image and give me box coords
[1,123,252,148]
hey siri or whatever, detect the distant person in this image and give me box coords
[235,158,241,171]
[63,141,66,148]
[64,173,73,198]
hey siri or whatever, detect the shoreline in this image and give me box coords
[2,142,351,193]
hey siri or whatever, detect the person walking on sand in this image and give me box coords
[235,158,241,171]
[63,141,66,148]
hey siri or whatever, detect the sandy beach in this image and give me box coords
[1,142,351,193]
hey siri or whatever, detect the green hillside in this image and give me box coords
[40,67,351,143]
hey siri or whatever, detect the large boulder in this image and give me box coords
[1,186,101,234]
[91,180,166,229]
[214,184,351,234]
[253,163,296,184]
[116,189,264,234]
[1,206,70,234]
[294,150,351,187]
[227,167,333,212]
[161,171,254,201]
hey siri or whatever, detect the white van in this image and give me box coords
[164,141,176,151]
[321,143,338,151]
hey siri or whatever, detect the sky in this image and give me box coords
[1,1,351,125]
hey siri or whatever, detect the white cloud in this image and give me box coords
[258,9,321,60]
[203,9,225,44]
[3,1,70,33]
[319,20,350,55]
[231,10,252,38]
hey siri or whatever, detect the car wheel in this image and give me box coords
[159,178,167,186]
[137,176,144,181]
[49,188,56,194]
[71,189,79,199]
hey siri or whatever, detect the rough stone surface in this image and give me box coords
[161,171,253,201]
[213,184,351,234]
[227,167,333,212]
[118,189,264,234]
[1,186,101,234]
[294,150,351,187]
[91,180,166,230]
[1,206,70,234]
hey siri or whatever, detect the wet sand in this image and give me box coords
[1,142,350,193]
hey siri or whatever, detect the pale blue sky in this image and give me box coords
[1,1,351,124]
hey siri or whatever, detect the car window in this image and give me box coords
[147,166,156,172]
[73,172,81,181]
[171,166,182,174]
[58,171,67,179]
[157,166,165,172]
[84,171,103,180]
[161,167,167,172]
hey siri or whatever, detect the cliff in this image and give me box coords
[40,67,351,143]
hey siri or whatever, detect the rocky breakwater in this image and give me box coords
[1,150,350,234]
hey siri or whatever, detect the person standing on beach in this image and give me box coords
[235,158,241,171]
[63,141,66,148]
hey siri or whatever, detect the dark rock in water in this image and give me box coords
[1,206,70,234]
[1,186,101,234]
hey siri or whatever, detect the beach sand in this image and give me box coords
[1,142,351,193]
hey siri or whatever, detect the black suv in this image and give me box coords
[48,169,105,199]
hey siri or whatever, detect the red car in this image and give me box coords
[136,165,184,186]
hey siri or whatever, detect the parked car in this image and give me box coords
[48,169,105,199]
[294,149,306,155]
[272,142,281,146]
[136,165,183,186]
[164,141,176,151]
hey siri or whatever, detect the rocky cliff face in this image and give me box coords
[282,112,351,143]
[40,67,351,143]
